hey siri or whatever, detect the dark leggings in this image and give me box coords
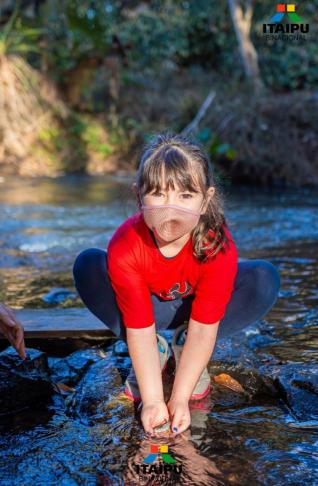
[73,249,281,344]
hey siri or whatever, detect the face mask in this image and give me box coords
[140,192,205,242]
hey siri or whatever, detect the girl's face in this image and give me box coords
[139,178,215,244]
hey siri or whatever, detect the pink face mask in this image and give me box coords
[140,192,205,242]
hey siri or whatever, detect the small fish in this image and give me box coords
[153,421,171,433]
[213,373,245,393]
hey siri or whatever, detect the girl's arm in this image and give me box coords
[126,323,165,404]
[170,317,219,401]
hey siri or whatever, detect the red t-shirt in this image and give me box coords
[107,211,238,328]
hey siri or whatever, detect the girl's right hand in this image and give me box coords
[140,399,170,435]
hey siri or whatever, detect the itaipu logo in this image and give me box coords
[144,444,176,464]
[263,3,309,40]
[269,3,303,22]
[133,444,182,480]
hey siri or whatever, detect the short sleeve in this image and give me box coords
[190,236,238,324]
[107,237,155,329]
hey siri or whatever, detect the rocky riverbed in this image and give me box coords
[0,176,317,485]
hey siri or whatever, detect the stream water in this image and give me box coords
[0,176,317,485]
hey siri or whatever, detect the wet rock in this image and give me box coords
[0,347,54,417]
[49,347,105,386]
[66,351,125,422]
[213,336,261,369]
[214,321,282,368]
[42,287,77,304]
[203,329,281,402]
[209,360,276,401]
[113,340,129,356]
[260,362,318,420]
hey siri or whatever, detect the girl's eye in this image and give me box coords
[151,192,193,198]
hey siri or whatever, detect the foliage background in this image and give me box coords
[0,0,317,186]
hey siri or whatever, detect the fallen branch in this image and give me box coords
[181,90,216,137]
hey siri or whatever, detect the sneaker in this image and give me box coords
[124,333,170,402]
[171,323,211,401]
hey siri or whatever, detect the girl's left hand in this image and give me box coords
[167,397,191,436]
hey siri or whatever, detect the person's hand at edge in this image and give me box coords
[0,304,26,360]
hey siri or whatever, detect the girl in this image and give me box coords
[73,132,280,437]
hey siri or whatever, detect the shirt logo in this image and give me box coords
[159,281,192,300]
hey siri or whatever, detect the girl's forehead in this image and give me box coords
[162,176,201,192]
[157,182,198,192]
[159,166,200,188]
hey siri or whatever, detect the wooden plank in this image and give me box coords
[0,308,114,339]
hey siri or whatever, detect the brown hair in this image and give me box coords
[132,131,231,262]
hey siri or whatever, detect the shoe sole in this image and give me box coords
[189,382,211,400]
[124,354,169,402]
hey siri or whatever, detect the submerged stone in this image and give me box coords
[66,351,126,422]
[49,347,104,386]
[260,363,318,421]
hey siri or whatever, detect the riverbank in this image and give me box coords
[1,70,317,187]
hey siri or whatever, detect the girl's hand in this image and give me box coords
[140,399,170,435]
[0,304,26,360]
[167,397,191,436]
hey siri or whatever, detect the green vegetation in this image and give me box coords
[0,0,317,185]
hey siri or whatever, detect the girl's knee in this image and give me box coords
[73,248,107,285]
[253,259,281,303]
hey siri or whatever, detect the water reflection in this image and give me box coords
[124,425,225,486]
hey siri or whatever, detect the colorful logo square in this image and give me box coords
[159,445,168,453]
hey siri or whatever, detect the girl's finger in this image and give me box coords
[142,416,154,435]
[172,414,190,436]
[176,421,189,435]
[171,411,183,433]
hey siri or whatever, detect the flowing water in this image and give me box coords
[0,176,317,485]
